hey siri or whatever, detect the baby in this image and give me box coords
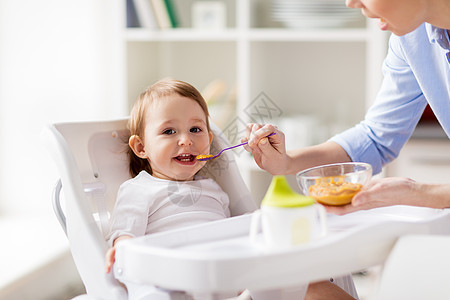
[105,78,231,298]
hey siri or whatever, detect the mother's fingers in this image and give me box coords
[248,124,278,147]
[323,203,359,215]
[245,123,263,145]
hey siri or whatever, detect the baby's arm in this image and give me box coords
[105,235,133,274]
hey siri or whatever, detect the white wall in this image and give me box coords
[0,0,125,215]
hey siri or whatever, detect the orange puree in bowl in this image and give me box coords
[308,176,362,206]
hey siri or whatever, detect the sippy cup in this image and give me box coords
[250,176,327,249]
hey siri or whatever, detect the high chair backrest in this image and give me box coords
[42,118,256,300]
[43,118,130,300]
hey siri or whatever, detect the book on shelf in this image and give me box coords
[126,0,140,28]
[133,0,158,29]
[150,0,178,29]
[129,0,180,30]
[163,0,178,28]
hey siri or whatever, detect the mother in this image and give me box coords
[244,0,450,299]
[244,0,450,216]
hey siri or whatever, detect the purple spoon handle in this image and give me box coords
[217,132,276,155]
[198,132,276,161]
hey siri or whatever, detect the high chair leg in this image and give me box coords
[191,291,242,300]
[126,283,191,300]
[248,284,308,300]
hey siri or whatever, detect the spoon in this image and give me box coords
[196,132,276,161]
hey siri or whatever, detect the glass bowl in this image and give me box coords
[296,162,372,206]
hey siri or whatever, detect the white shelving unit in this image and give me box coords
[119,0,389,203]
[386,138,450,184]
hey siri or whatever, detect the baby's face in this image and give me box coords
[142,94,212,181]
[346,0,427,36]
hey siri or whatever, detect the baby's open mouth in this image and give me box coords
[174,153,195,162]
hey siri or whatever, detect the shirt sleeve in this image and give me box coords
[106,181,151,246]
[330,33,428,174]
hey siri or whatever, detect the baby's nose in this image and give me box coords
[178,134,193,146]
[345,0,363,9]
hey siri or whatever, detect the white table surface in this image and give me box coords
[114,205,450,295]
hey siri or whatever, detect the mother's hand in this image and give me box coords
[242,123,290,175]
[324,177,418,215]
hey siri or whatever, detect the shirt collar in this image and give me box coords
[425,23,450,50]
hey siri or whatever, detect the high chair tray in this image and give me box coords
[114,205,450,294]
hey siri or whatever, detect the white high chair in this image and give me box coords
[374,234,450,300]
[42,118,358,300]
[42,118,261,299]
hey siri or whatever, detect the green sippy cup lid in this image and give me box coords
[261,175,315,208]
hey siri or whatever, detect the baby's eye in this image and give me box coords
[190,127,202,133]
[163,129,176,135]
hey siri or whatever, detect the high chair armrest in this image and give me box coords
[52,179,67,236]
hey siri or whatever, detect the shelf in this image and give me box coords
[125,27,369,42]
[126,28,239,42]
[248,28,369,42]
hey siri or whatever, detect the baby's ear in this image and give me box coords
[209,131,213,145]
[129,135,147,159]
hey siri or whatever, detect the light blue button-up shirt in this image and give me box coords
[330,23,450,174]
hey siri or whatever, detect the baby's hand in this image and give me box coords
[105,235,132,274]
[105,246,116,274]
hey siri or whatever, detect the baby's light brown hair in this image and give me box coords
[127,78,211,177]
